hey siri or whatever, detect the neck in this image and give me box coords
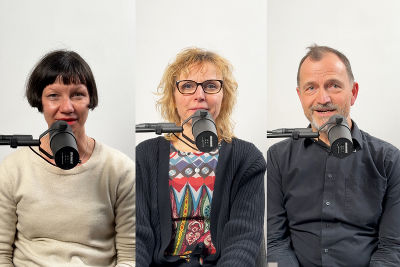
[74,129,88,153]
[316,130,330,146]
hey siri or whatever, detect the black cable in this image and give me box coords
[173,133,198,151]
[29,146,57,167]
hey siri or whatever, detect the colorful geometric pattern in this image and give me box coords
[166,145,218,257]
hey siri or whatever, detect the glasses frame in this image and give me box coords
[175,79,223,95]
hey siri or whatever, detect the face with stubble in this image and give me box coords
[296,52,359,133]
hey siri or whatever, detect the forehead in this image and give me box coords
[44,81,88,91]
[299,53,349,84]
[178,62,221,79]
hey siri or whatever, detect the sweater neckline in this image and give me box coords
[28,139,100,175]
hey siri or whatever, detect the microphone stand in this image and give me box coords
[135,123,183,135]
[267,128,319,140]
[0,135,40,148]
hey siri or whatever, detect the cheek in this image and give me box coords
[298,95,312,110]
[41,100,56,115]
[173,93,186,117]
[77,104,90,119]
[210,94,223,118]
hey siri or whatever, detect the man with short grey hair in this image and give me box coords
[267,45,400,266]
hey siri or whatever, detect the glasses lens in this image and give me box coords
[202,80,222,94]
[178,80,197,94]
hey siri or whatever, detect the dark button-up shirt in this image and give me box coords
[267,122,400,267]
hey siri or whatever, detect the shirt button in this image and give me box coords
[326,201,331,206]
[327,173,333,179]
[326,223,330,228]
[324,248,329,253]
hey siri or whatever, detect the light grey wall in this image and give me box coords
[267,0,400,150]
[0,0,135,162]
[135,0,267,152]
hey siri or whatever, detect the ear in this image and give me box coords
[296,87,301,98]
[350,82,359,106]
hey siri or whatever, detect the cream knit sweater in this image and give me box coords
[0,141,135,267]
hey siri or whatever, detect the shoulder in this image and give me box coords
[0,148,39,188]
[360,129,399,154]
[94,141,135,171]
[359,129,400,166]
[136,136,169,157]
[267,138,298,159]
[0,147,36,170]
[229,138,262,155]
[268,138,294,152]
[223,137,266,167]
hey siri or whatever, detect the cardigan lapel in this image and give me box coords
[208,139,232,261]
[157,137,174,256]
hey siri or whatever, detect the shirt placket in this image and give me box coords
[321,152,338,266]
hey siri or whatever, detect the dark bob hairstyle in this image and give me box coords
[26,50,98,112]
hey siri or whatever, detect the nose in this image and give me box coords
[193,84,206,101]
[316,88,331,104]
[59,97,74,113]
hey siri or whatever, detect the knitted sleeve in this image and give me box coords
[114,156,136,266]
[0,155,17,266]
[216,141,266,267]
[135,140,157,267]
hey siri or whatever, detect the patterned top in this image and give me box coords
[165,144,219,259]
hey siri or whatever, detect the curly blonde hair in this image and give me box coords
[156,47,238,143]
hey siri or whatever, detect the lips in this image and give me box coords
[315,109,336,113]
[311,103,337,116]
[58,118,77,125]
[190,107,208,111]
[313,110,337,119]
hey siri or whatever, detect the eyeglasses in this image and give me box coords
[176,80,223,95]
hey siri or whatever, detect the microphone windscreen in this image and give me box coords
[191,110,218,153]
[327,115,353,158]
[49,121,80,170]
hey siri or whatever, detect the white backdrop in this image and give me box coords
[135,0,267,152]
[267,0,400,150]
[0,0,135,162]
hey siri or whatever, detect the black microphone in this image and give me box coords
[48,121,80,170]
[325,114,353,158]
[191,110,218,152]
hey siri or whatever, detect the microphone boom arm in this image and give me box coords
[267,128,319,140]
[0,135,40,148]
[135,123,183,135]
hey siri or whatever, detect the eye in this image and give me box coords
[182,83,194,89]
[204,82,217,89]
[202,80,221,93]
[302,85,317,95]
[179,81,196,92]
[71,91,87,99]
[328,83,341,90]
[47,93,59,99]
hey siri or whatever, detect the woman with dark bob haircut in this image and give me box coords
[136,47,266,267]
[0,50,135,267]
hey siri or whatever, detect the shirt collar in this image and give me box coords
[350,120,363,150]
[303,119,362,151]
